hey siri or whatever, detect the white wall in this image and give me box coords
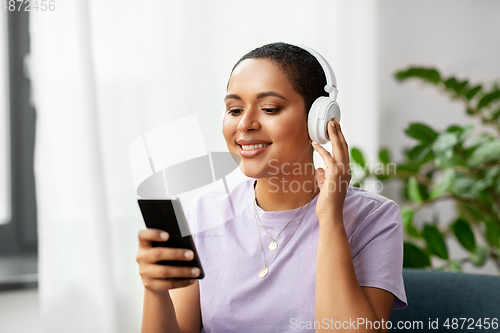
[378,0,500,160]
[377,0,500,275]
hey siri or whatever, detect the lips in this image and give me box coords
[241,143,272,150]
[236,139,272,158]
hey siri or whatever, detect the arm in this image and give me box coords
[312,119,395,332]
[315,218,394,332]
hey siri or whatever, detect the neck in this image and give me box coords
[255,168,317,212]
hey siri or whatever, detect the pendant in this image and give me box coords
[259,266,268,278]
[268,241,278,251]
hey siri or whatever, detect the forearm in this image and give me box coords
[315,217,378,332]
[141,289,181,333]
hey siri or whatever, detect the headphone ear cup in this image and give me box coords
[307,97,341,144]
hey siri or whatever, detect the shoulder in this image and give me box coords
[343,187,402,240]
[345,186,401,220]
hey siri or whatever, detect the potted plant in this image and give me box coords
[350,67,500,274]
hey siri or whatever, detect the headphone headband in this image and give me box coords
[293,44,338,100]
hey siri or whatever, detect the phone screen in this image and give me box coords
[138,199,204,279]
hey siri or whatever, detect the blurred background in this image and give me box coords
[1,0,499,332]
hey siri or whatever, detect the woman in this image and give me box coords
[137,42,407,332]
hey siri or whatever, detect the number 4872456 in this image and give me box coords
[443,318,498,330]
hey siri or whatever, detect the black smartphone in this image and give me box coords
[138,198,204,279]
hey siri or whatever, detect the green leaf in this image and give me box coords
[447,124,474,142]
[468,140,500,167]
[485,165,500,181]
[444,77,456,89]
[492,108,500,121]
[423,224,449,259]
[465,85,482,100]
[401,207,420,238]
[397,164,418,174]
[395,67,441,84]
[452,218,476,252]
[469,178,493,198]
[459,125,475,142]
[463,134,493,150]
[444,78,468,94]
[448,260,462,272]
[350,148,366,169]
[403,242,431,268]
[477,90,500,109]
[452,174,476,195]
[378,148,390,164]
[484,220,500,248]
[430,169,455,199]
[405,123,439,145]
[446,125,463,134]
[407,176,423,202]
[470,246,489,266]
[454,80,469,94]
[407,144,432,162]
[462,203,485,222]
[434,153,466,169]
[432,132,459,158]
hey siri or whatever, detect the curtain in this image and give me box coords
[30,1,378,332]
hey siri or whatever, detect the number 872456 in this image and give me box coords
[1,0,56,11]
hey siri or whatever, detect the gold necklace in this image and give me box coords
[253,189,317,278]
[254,190,316,251]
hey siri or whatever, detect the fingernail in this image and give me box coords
[185,251,194,259]
[312,141,318,145]
[334,117,340,124]
[160,232,168,240]
[329,121,335,127]
[191,268,200,276]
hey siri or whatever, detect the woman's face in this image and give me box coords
[223,58,313,179]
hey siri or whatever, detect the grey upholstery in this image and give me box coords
[390,268,500,332]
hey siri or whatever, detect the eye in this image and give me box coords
[228,109,243,116]
[262,108,280,114]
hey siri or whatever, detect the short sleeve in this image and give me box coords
[349,200,407,309]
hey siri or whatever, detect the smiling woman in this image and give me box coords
[137,42,407,333]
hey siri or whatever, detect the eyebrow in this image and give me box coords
[224,91,288,101]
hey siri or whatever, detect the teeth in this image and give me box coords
[241,143,271,150]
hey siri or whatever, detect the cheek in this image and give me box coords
[273,115,308,144]
[222,117,237,142]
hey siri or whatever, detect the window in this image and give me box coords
[0,9,38,291]
[0,10,10,226]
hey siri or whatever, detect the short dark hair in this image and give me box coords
[231,42,328,113]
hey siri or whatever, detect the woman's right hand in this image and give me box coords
[136,228,200,293]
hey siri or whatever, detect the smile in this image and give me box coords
[241,143,272,151]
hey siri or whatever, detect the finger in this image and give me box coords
[334,118,349,163]
[311,141,334,166]
[141,264,201,279]
[327,121,347,165]
[143,277,196,291]
[138,228,169,249]
[315,168,326,188]
[138,247,195,264]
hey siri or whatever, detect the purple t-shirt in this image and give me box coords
[186,179,407,332]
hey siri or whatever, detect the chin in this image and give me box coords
[238,161,271,179]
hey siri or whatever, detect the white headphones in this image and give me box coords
[295,44,341,145]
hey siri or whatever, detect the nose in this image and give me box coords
[237,107,260,132]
